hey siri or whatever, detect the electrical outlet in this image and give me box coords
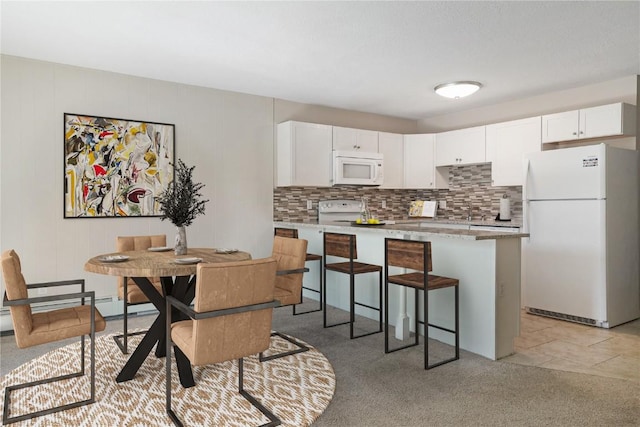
[381,200,387,209]
[306,200,312,210]
[439,200,447,209]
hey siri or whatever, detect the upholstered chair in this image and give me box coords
[1,249,106,424]
[165,258,281,427]
[257,235,311,362]
[274,227,323,314]
[115,234,166,353]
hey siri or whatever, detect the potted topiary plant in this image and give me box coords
[156,159,209,255]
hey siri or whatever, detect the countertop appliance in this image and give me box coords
[332,151,384,186]
[318,199,363,223]
[523,144,639,328]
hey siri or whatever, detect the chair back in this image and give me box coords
[386,239,432,272]
[190,258,277,365]
[116,235,166,290]
[274,227,298,239]
[272,236,307,303]
[324,232,357,259]
[1,250,33,345]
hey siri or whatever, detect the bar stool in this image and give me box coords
[274,227,323,315]
[323,232,383,339]
[384,238,459,369]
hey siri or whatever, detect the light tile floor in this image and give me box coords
[503,310,640,383]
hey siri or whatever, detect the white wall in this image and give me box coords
[0,55,275,311]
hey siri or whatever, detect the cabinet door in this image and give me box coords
[486,117,541,186]
[333,126,378,152]
[580,103,623,139]
[293,122,333,186]
[404,134,435,188]
[378,132,403,189]
[435,126,486,166]
[276,121,332,187]
[541,110,579,143]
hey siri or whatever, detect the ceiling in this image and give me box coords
[1,1,639,120]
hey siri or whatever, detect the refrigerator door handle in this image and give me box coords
[523,159,530,241]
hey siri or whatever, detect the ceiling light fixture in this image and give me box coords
[434,81,482,99]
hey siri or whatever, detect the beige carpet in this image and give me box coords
[1,331,335,426]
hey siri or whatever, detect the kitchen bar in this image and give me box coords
[274,220,529,360]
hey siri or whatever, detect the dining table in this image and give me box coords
[84,247,251,388]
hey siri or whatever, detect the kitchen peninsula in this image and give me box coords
[274,220,529,360]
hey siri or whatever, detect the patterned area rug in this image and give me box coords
[1,331,335,426]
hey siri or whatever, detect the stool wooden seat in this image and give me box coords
[384,238,459,369]
[274,227,323,314]
[323,232,383,339]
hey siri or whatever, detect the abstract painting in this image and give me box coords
[64,113,175,218]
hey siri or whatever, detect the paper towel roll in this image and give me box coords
[499,197,511,220]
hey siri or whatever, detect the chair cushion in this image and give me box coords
[274,286,299,307]
[21,305,106,348]
[118,279,163,304]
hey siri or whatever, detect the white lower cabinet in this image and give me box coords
[486,116,541,186]
[403,134,448,189]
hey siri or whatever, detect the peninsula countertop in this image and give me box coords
[274,220,529,241]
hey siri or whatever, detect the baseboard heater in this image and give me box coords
[526,307,607,328]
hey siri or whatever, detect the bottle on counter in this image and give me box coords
[360,197,370,222]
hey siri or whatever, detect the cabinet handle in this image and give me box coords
[579,131,584,135]
[353,145,357,149]
[572,132,577,135]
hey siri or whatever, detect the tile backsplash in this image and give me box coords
[274,163,522,222]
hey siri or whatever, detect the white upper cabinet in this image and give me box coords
[332,126,379,152]
[542,103,636,144]
[435,125,486,166]
[378,132,404,189]
[277,121,333,187]
[486,116,541,187]
[404,134,449,189]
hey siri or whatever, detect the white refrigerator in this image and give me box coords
[523,144,640,328]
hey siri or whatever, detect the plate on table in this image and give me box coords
[148,246,173,252]
[174,257,203,264]
[215,248,239,254]
[99,255,130,263]
[350,221,386,226]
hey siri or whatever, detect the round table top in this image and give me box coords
[84,248,251,277]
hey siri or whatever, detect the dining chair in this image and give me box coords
[1,249,106,424]
[115,234,166,354]
[258,235,310,362]
[165,258,281,427]
[323,232,383,339]
[384,238,459,369]
[274,227,323,315]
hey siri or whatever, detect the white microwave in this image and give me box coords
[332,151,384,186]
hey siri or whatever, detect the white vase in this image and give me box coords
[175,225,187,255]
